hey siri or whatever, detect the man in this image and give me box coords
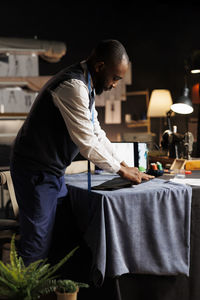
[10,39,153,265]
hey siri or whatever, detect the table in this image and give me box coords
[65,173,191,284]
[48,171,200,300]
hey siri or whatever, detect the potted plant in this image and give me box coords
[0,234,79,300]
[55,279,89,300]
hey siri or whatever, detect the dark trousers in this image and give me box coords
[10,167,68,265]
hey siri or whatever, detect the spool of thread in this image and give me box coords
[156,162,163,170]
[173,125,177,133]
[151,163,158,170]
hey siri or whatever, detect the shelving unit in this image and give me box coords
[125,90,151,133]
[0,38,66,213]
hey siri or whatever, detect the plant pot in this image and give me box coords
[56,290,78,300]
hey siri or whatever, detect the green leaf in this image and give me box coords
[0,261,20,284]
[10,234,19,269]
[0,235,79,300]
[23,259,45,277]
[0,276,18,293]
[42,246,79,280]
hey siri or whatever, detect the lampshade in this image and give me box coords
[147,89,173,117]
[171,87,193,114]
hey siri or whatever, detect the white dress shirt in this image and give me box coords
[51,62,122,173]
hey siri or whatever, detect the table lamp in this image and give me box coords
[190,50,200,74]
[163,82,194,159]
[189,52,200,156]
[147,89,173,118]
[171,87,193,115]
[168,76,193,132]
[147,89,173,145]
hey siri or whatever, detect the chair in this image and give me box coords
[65,152,95,174]
[0,171,19,260]
[0,171,19,218]
[65,160,95,174]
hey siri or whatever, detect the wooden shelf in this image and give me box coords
[0,114,27,119]
[126,120,149,127]
[126,119,150,132]
[0,76,51,91]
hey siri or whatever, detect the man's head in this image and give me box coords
[87,39,129,95]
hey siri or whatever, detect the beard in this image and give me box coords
[94,73,112,95]
[95,84,104,95]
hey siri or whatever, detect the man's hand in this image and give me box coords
[140,172,154,181]
[118,162,154,184]
[117,165,142,184]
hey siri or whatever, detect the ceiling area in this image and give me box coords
[0,3,200,97]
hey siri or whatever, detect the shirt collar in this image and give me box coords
[80,60,94,90]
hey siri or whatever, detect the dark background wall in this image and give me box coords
[1,2,200,152]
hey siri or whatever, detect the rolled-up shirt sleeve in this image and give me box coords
[92,107,124,163]
[51,79,121,173]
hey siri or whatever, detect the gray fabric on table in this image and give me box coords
[65,174,192,287]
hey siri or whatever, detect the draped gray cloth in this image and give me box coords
[65,174,192,286]
[0,37,66,62]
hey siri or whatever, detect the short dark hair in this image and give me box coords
[89,39,129,66]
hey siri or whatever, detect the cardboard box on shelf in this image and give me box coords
[0,87,37,113]
[0,53,39,77]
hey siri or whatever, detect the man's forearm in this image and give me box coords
[120,161,129,168]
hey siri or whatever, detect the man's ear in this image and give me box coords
[95,61,105,73]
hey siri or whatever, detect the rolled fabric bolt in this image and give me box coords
[0,104,4,113]
[125,114,131,123]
